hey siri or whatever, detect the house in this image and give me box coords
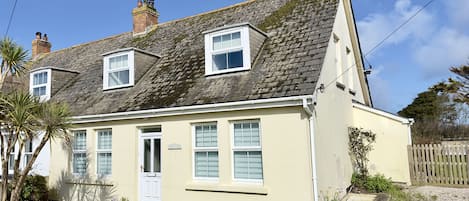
[28,0,413,200]
[0,76,51,178]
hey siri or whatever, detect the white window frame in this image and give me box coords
[72,130,87,176]
[230,119,263,184]
[346,47,355,92]
[23,139,33,168]
[333,34,344,84]
[103,51,135,90]
[204,26,251,76]
[192,122,219,181]
[96,129,112,177]
[29,69,52,101]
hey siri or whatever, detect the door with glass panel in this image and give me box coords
[139,132,161,201]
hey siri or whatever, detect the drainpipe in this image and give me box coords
[407,118,414,145]
[302,98,319,201]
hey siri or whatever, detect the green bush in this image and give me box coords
[365,174,392,193]
[351,173,393,193]
[20,175,49,201]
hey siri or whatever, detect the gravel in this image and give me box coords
[407,186,469,201]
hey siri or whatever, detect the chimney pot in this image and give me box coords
[32,32,51,59]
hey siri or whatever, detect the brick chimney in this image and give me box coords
[132,0,159,36]
[32,32,51,59]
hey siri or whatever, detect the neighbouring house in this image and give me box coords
[28,0,412,200]
[0,76,51,178]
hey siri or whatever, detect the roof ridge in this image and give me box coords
[157,0,258,27]
[44,32,131,56]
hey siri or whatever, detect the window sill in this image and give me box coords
[185,182,268,195]
[66,180,113,187]
[336,82,346,91]
[205,68,250,77]
[103,84,134,91]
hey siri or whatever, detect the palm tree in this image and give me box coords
[0,91,71,201]
[0,37,28,90]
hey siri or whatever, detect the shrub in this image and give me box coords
[351,173,392,193]
[348,127,376,178]
[364,174,392,193]
[20,175,49,201]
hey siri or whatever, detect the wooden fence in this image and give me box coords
[408,144,469,186]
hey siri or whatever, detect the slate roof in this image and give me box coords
[30,0,339,116]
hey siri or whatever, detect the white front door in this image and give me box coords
[139,133,162,201]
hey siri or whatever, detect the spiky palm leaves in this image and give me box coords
[0,92,71,201]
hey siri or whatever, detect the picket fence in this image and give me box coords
[407,144,469,186]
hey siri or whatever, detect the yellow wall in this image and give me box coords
[311,0,366,198]
[352,105,412,184]
[49,107,315,201]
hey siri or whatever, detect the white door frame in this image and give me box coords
[138,131,162,201]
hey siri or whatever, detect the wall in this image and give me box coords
[352,104,412,184]
[311,0,367,198]
[49,107,314,201]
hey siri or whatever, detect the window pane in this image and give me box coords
[97,130,112,150]
[195,124,217,147]
[221,34,231,49]
[234,122,260,147]
[231,32,241,46]
[33,86,46,96]
[25,140,33,153]
[33,72,48,86]
[234,151,263,180]
[154,139,161,173]
[73,153,87,175]
[25,154,32,166]
[8,155,14,170]
[228,50,243,68]
[108,70,130,87]
[109,55,128,70]
[195,151,218,178]
[213,36,222,50]
[212,53,227,71]
[97,153,112,175]
[143,139,151,172]
[73,131,86,151]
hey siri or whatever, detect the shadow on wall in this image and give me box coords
[49,150,117,201]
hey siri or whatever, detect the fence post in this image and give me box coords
[408,145,415,185]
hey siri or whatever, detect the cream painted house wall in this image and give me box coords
[49,107,316,201]
[352,104,412,184]
[311,0,366,198]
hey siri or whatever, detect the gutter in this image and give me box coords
[72,95,314,124]
[302,98,319,201]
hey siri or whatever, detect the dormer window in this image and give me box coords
[103,51,135,90]
[204,23,267,76]
[29,69,51,101]
[205,26,252,75]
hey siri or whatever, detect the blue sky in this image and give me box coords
[1,0,468,113]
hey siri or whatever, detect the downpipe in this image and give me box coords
[302,98,319,201]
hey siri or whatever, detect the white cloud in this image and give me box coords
[415,28,469,77]
[357,0,469,78]
[367,66,392,111]
[443,0,469,30]
[356,0,434,54]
